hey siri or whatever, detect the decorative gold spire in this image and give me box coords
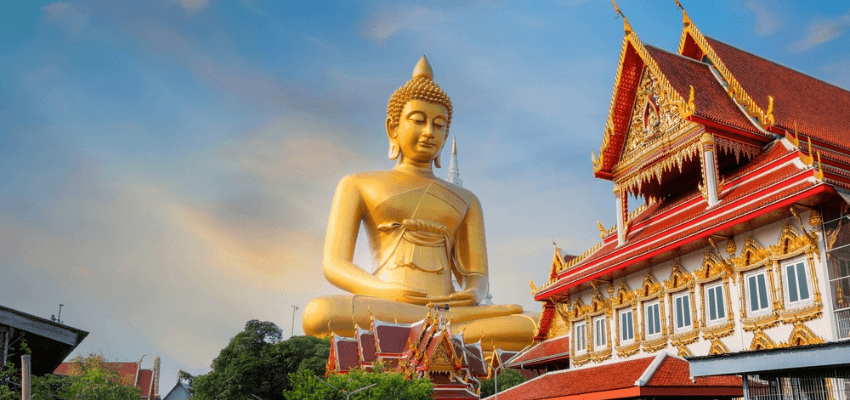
[412,55,434,80]
[611,0,631,33]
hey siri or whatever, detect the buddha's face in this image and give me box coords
[391,99,449,165]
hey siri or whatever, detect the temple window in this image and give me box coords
[745,270,772,315]
[672,292,693,332]
[783,257,812,306]
[645,301,662,338]
[705,283,726,325]
[593,316,607,348]
[619,309,635,343]
[574,321,587,353]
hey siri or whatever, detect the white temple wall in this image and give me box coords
[566,211,832,370]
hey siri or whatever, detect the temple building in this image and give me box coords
[325,307,490,400]
[497,3,850,400]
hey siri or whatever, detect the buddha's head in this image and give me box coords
[386,56,453,168]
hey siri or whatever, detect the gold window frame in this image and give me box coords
[769,223,823,324]
[611,281,640,358]
[586,283,613,363]
[732,236,780,331]
[695,250,736,340]
[664,264,699,356]
[636,272,668,352]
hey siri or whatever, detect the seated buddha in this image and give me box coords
[302,56,536,352]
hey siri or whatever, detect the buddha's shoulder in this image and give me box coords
[434,179,479,205]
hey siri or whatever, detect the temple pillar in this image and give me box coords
[615,184,627,246]
[700,132,719,207]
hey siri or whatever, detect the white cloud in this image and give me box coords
[362,6,446,41]
[173,0,211,15]
[745,0,782,37]
[791,8,850,52]
[41,2,88,36]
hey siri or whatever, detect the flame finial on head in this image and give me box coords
[412,55,434,80]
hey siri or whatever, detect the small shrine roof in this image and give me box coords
[331,336,359,373]
[373,320,414,354]
[505,335,570,368]
[537,140,828,299]
[356,331,377,363]
[485,353,742,400]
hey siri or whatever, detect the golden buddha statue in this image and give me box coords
[302,56,536,352]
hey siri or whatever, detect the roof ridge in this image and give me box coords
[635,352,667,386]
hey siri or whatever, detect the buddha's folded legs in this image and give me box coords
[303,295,536,351]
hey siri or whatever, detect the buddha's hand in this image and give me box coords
[405,289,479,307]
[371,281,429,304]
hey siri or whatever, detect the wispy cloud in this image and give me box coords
[791,8,850,52]
[41,2,88,36]
[745,0,782,37]
[170,0,211,15]
[362,6,446,41]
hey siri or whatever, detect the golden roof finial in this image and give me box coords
[412,55,434,80]
[611,0,631,33]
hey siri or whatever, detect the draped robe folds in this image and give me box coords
[370,182,484,291]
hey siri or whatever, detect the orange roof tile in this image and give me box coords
[488,355,741,400]
[704,37,850,148]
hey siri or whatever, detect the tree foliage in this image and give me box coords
[188,320,330,400]
[284,368,433,400]
[0,354,140,400]
[479,368,526,398]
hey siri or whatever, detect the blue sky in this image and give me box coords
[2,0,848,394]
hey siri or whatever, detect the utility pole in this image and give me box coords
[290,305,299,338]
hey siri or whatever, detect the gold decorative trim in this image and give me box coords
[665,264,700,343]
[701,320,735,340]
[731,236,771,271]
[596,12,696,174]
[586,283,613,362]
[611,281,640,358]
[778,302,822,324]
[708,338,729,355]
[636,272,668,351]
[677,9,774,128]
[674,342,693,358]
[780,322,824,347]
[749,328,777,350]
[715,137,760,164]
[641,335,669,352]
[742,313,779,332]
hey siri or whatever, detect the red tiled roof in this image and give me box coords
[375,325,412,354]
[137,369,153,398]
[433,388,479,399]
[704,37,850,149]
[334,338,359,372]
[507,335,569,368]
[54,361,157,398]
[358,332,377,363]
[487,354,742,400]
[646,45,763,135]
[537,141,828,299]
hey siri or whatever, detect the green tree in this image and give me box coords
[189,320,330,400]
[479,369,526,398]
[1,354,140,400]
[284,368,433,400]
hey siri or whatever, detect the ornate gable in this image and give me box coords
[593,15,696,181]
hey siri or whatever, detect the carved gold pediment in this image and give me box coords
[588,282,611,317]
[664,263,694,292]
[611,281,636,308]
[695,250,732,283]
[750,329,777,351]
[781,322,824,348]
[566,298,589,321]
[770,223,814,260]
[636,272,664,300]
[732,236,771,271]
[614,70,701,194]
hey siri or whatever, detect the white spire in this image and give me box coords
[447,137,462,187]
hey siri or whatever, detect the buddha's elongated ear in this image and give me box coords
[386,116,400,160]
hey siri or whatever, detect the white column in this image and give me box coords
[701,133,719,207]
[615,184,626,246]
